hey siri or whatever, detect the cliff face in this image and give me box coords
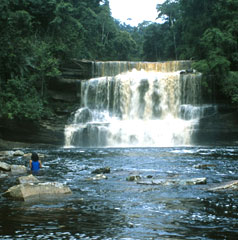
[0,118,65,147]
[192,108,238,145]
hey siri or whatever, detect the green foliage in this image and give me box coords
[221,72,238,104]
[0,0,138,120]
[199,28,231,76]
[152,0,238,105]
[29,40,61,98]
[157,0,180,27]
[0,77,45,120]
[192,60,210,74]
[143,24,160,61]
[1,0,238,120]
[119,21,149,61]
[143,23,175,61]
[112,31,136,60]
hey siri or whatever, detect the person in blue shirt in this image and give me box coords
[29,152,42,172]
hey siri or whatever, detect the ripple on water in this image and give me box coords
[1,147,238,239]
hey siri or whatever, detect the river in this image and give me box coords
[0,146,238,239]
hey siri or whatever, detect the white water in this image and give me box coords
[65,65,213,147]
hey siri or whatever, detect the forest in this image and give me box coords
[0,0,237,120]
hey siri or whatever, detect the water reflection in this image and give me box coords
[0,147,238,239]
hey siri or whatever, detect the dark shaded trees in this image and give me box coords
[181,0,238,103]
[143,0,181,61]
[0,0,137,120]
[1,0,238,120]
[143,22,175,61]
[143,0,238,104]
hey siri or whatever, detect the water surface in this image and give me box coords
[0,146,238,239]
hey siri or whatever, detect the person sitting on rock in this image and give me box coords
[29,152,42,172]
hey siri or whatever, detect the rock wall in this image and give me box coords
[192,108,238,145]
[0,118,65,148]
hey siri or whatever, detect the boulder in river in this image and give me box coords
[0,162,27,174]
[0,151,14,157]
[18,174,39,184]
[137,177,207,186]
[126,175,142,181]
[179,178,207,185]
[3,182,72,201]
[13,150,24,156]
[208,180,238,191]
[193,164,216,169]
[0,150,24,157]
[92,167,110,174]
[0,162,11,171]
[10,165,27,174]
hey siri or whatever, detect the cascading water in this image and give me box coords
[64,61,214,147]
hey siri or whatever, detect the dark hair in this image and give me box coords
[31,152,39,162]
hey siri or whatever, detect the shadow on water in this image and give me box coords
[1,146,238,239]
[0,198,125,239]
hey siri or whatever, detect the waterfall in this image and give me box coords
[64,61,215,147]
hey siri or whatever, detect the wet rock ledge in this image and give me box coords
[3,181,72,201]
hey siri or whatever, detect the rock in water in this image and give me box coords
[0,151,14,157]
[193,164,215,169]
[18,174,39,184]
[11,165,27,174]
[126,175,141,181]
[0,162,11,171]
[137,177,207,185]
[3,182,72,201]
[92,167,110,174]
[208,180,238,191]
[0,163,27,174]
[13,150,24,156]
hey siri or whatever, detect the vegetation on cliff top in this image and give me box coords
[0,0,237,120]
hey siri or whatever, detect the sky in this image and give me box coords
[109,0,165,26]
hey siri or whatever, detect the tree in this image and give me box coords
[96,0,118,59]
[0,77,45,120]
[0,0,140,120]
[143,24,160,61]
[0,0,84,120]
[221,72,238,104]
[179,0,238,104]
[112,31,136,60]
[179,0,214,60]
[157,0,180,60]
[143,22,176,61]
